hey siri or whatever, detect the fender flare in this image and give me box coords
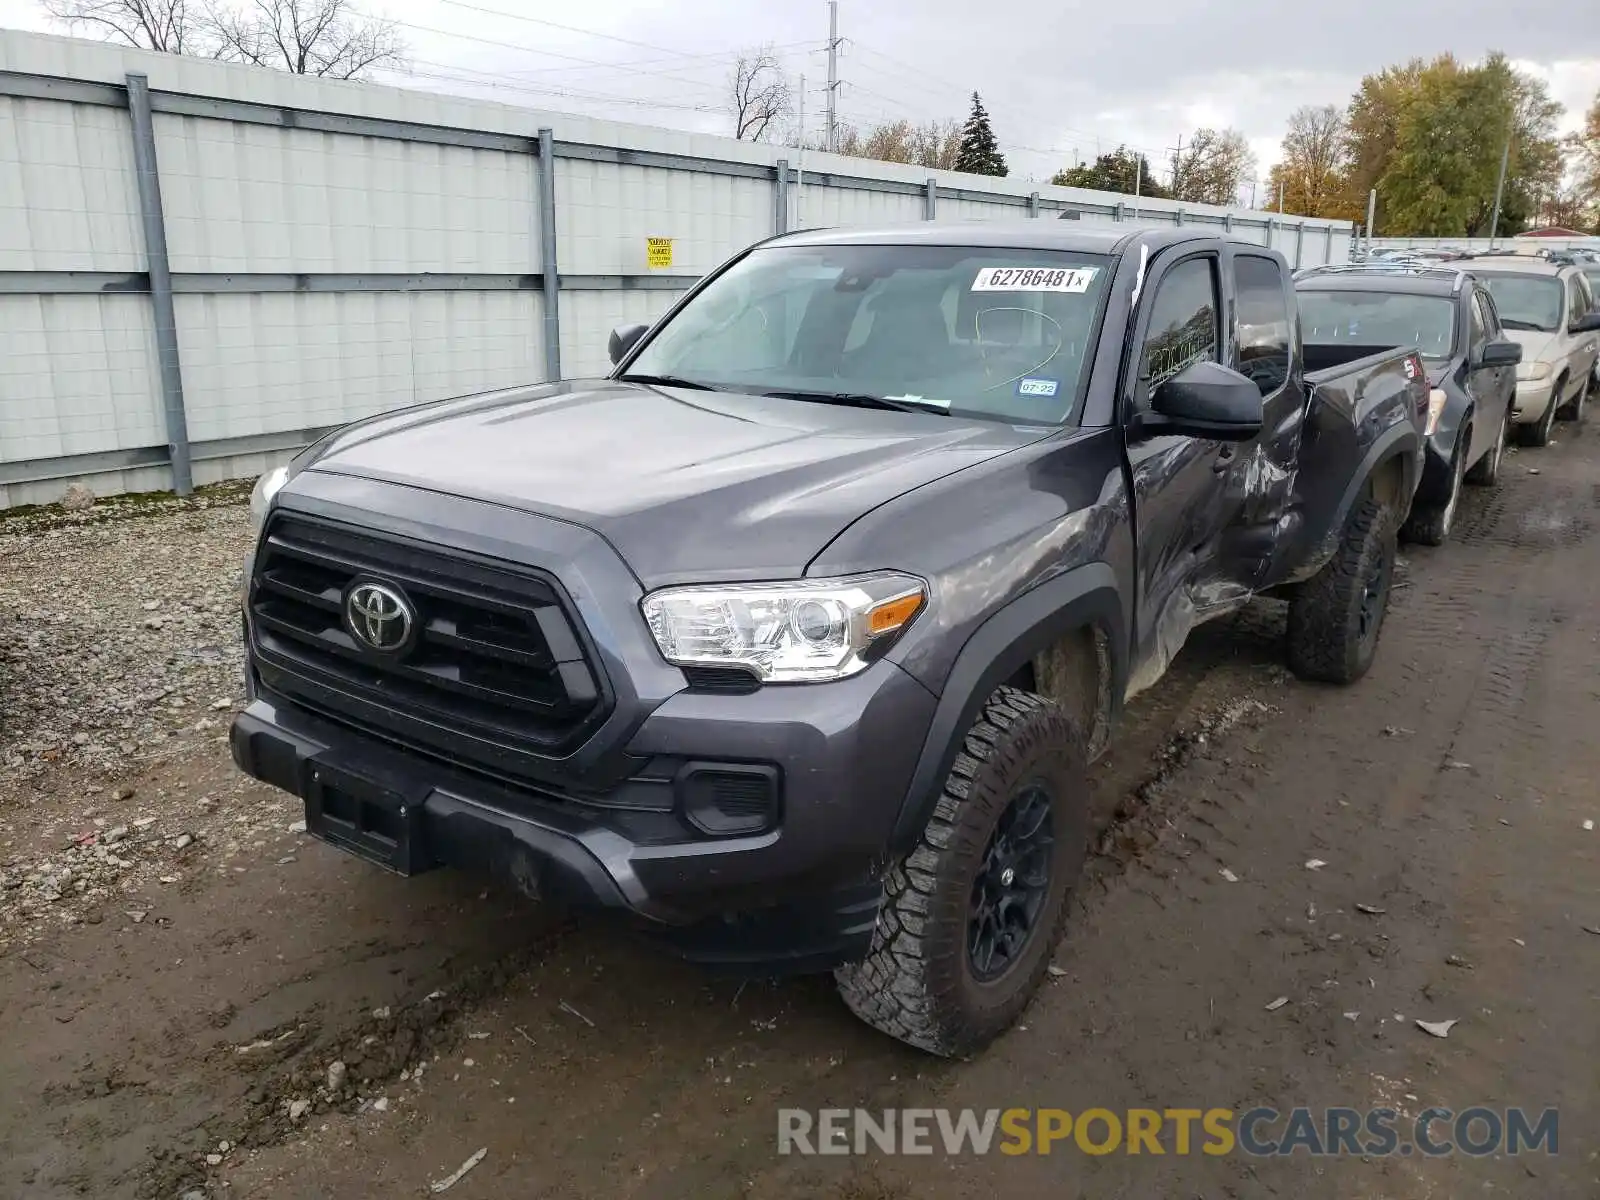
[1326,421,1422,541]
[889,562,1126,852]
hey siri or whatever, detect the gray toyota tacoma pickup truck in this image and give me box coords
[232,224,1425,1056]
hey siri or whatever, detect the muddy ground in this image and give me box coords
[2,435,1597,1200]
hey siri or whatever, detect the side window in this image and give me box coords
[1234,255,1291,397]
[1138,256,1218,408]
[1472,284,1497,336]
[1575,273,1595,319]
[1468,292,1489,353]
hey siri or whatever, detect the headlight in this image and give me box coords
[642,572,927,683]
[249,465,289,534]
[1424,387,1447,437]
[1517,361,1552,382]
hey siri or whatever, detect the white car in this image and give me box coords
[1581,261,1600,388]
[1464,256,1600,445]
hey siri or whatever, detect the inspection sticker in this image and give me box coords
[971,266,1099,293]
[1017,378,1060,398]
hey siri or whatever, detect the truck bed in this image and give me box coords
[1302,341,1418,385]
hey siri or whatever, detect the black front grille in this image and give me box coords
[249,514,608,769]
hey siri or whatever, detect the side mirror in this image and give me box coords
[1144,360,1264,440]
[1478,339,1522,367]
[1570,311,1600,334]
[607,323,650,366]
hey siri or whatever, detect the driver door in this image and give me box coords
[1123,248,1240,691]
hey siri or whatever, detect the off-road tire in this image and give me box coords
[1401,436,1466,546]
[1465,410,1508,486]
[1520,379,1562,446]
[834,687,1087,1057]
[1286,494,1397,684]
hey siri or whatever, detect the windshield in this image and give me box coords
[1298,289,1457,360]
[1583,265,1600,297]
[623,244,1114,424]
[1476,274,1563,332]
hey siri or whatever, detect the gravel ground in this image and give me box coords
[0,483,267,949]
[2,446,1598,1200]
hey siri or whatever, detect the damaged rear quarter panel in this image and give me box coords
[1270,351,1423,586]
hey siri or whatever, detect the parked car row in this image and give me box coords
[1297,253,1600,545]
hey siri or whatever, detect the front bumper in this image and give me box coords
[231,655,937,972]
[1511,379,1557,424]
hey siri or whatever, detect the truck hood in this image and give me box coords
[300,380,1047,586]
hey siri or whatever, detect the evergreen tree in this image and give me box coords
[955,92,1007,177]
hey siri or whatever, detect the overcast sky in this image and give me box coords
[9,0,1600,198]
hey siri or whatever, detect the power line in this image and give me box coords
[435,0,733,61]
[383,19,730,100]
[493,40,814,80]
[387,62,727,114]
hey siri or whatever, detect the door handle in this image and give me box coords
[1212,446,1236,472]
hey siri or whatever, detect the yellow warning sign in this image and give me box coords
[646,237,673,269]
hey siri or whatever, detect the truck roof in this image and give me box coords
[765,222,1276,257]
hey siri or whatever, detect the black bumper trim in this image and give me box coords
[229,701,881,972]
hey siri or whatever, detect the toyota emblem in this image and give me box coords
[344,581,415,653]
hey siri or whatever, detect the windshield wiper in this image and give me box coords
[1497,318,1546,331]
[618,373,723,391]
[759,388,949,415]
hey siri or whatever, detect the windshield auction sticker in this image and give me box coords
[971,266,1099,293]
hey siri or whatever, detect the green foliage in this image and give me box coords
[1051,147,1169,198]
[955,93,1007,177]
[1344,52,1564,237]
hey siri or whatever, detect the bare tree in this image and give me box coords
[42,0,210,54]
[832,118,962,169]
[43,0,403,78]
[209,0,403,79]
[1170,127,1257,206]
[1266,105,1356,218]
[912,119,962,171]
[728,47,790,142]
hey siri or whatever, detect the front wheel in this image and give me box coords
[1402,438,1466,546]
[1286,494,1398,684]
[1520,380,1562,446]
[835,687,1087,1057]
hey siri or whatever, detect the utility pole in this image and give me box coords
[1248,179,1257,209]
[797,73,806,226]
[1278,178,1285,213]
[1365,187,1377,257]
[1488,134,1511,250]
[824,2,840,154]
[1170,134,1183,199]
[1132,154,1141,222]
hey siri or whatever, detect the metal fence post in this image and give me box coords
[1223,213,1233,232]
[125,73,191,496]
[1175,208,1186,226]
[924,178,937,220]
[1294,221,1305,268]
[1113,202,1125,222]
[536,127,561,381]
[1325,224,1335,264]
[1027,191,1040,218]
[774,159,790,234]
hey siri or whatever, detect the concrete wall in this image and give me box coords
[0,29,1356,508]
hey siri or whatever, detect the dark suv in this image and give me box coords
[1297,264,1521,544]
[233,225,1424,1056]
